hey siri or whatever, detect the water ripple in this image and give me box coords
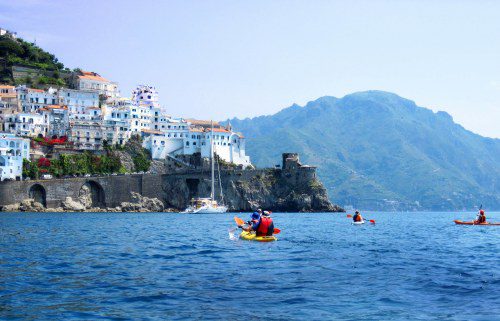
[0,211,499,320]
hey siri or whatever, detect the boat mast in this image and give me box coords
[210,120,215,201]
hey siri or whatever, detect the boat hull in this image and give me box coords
[183,205,228,214]
[239,231,277,242]
[454,220,500,226]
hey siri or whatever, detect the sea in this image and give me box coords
[0,211,499,320]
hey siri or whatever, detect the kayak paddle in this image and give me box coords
[346,214,353,218]
[234,216,245,226]
[234,216,281,234]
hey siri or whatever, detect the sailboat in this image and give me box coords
[182,121,228,214]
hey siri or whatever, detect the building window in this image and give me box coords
[186,141,190,146]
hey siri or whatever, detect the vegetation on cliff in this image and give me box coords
[23,153,124,179]
[0,34,70,86]
[23,135,153,179]
[106,135,152,173]
[227,91,500,210]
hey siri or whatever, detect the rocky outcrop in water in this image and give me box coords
[120,192,165,212]
[162,154,344,212]
[0,192,167,213]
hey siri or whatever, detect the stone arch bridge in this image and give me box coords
[0,175,164,209]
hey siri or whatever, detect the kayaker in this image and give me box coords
[475,210,486,224]
[353,211,363,222]
[242,210,274,236]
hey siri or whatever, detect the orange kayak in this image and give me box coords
[454,220,500,226]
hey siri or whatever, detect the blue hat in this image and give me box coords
[251,212,260,220]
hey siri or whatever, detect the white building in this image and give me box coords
[16,86,58,113]
[132,85,160,109]
[142,120,251,166]
[102,119,131,146]
[73,71,119,99]
[3,113,47,137]
[39,105,69,137]
[0,133,29,181]
[0,85,18,131]
[69,120,104,150]
[58,88,99,120]
[0,28,17,39]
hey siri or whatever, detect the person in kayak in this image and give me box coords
[475,209,486,224]
[353,211,364,222]
[242,210,274,236]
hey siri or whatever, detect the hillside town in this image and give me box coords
[0,72,251,181]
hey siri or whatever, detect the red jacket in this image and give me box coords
[256,216,274,236]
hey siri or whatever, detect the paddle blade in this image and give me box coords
[234,216,245,226]
[273,228,281,234]
[369,220,376,224]
[347,214,353,218]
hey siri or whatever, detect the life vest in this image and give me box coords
[477,215,486,223]
[354,214,363,222]
[256,216,274,236]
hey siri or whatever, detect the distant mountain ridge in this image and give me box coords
[226,91,500,211]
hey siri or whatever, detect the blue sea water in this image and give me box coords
[0,211,499,320]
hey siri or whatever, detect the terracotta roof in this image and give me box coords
[78,71,109,82]
[46,105,66,109]
[208,127,230,133]
[28,88,44,93]
[0,85,14,89]
[189,128,204,133]
[87,107,101,110]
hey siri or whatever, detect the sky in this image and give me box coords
[1,0,499,138]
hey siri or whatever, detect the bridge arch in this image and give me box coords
[80,180,105,208]
[29,184,46,207]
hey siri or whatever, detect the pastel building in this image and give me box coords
[0,133,30,181]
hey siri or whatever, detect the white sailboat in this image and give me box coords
[182,121,228,214]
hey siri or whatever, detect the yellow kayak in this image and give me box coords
[239,231,277,242]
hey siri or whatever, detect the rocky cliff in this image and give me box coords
[162,154,343,212]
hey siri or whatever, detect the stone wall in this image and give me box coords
[0,154,343,212]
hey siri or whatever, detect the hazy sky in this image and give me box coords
[2,0,499,137]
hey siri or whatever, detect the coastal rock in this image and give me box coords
[120,192,164,212]
[17,199,45,212]
[115,151,135,173]
[1,203,20,212]
[162,168,343,212]
[78,184,93,209]
[149,160,167,174]
[0,199,48,212]
[46,207,64,212]
[61,197,86,212]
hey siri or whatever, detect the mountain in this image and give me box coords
[226,91,500,211]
